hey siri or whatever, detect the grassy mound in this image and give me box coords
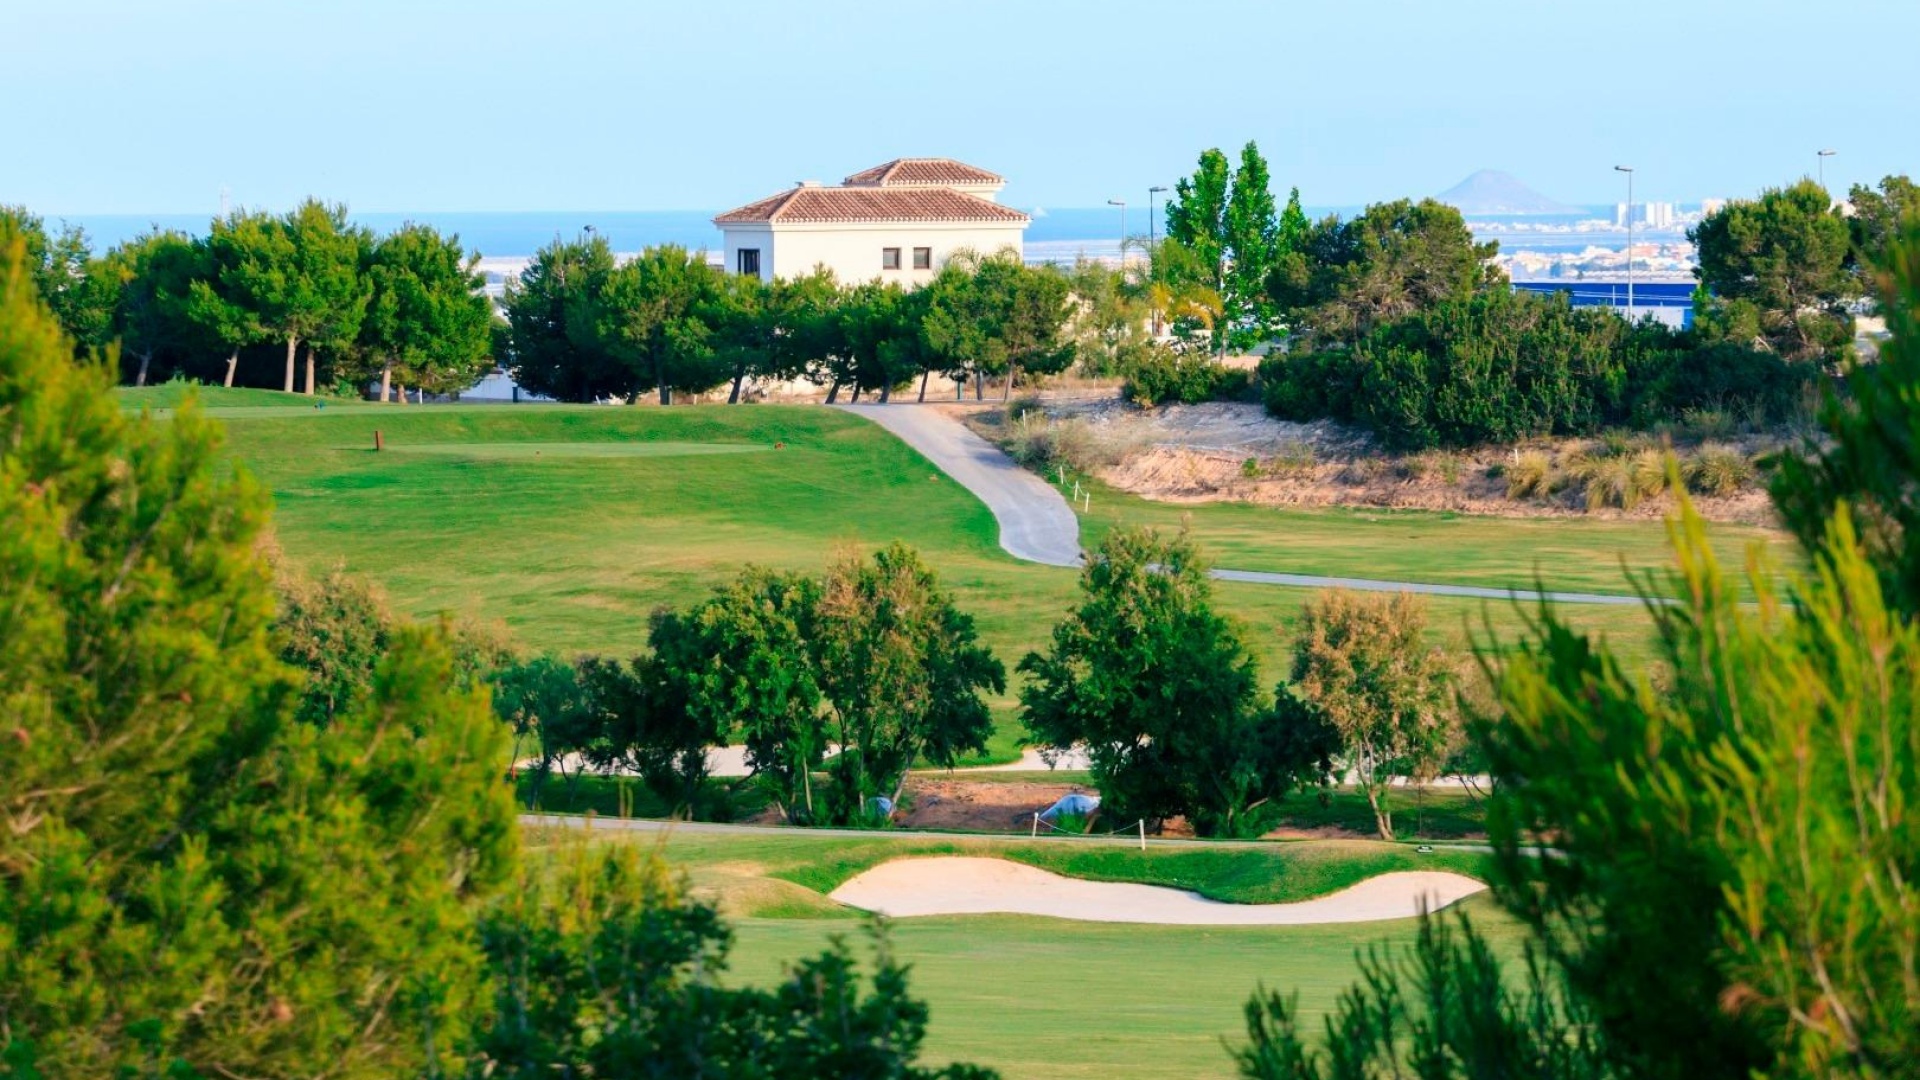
[118,383,322,410]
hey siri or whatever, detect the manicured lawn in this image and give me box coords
[528,825,1513,1080]
[118,383,324,410]
[725,902,1523,1080]
[167,397,1695,757]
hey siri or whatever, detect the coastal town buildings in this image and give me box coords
[713,158,1030,286]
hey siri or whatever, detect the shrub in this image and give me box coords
[1260,347,1365,421]
[1123,345,1241,405]
[1241,456,1263,479]
[1005,394,1045,422]
[1505,450,1553,499]
[1685,443,1757,497]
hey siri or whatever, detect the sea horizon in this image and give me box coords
[45,204,1646,260]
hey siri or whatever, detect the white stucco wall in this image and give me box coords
[721,224,776,282]
[719,220,1026,287]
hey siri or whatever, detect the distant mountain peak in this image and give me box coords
[1437,170,1580,215]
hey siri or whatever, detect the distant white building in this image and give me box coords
[713,158,1030,286]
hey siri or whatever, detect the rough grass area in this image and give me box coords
[197,402,1680,756]
[1071,480,1794,603]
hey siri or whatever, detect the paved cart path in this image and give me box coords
[834,403,1650,607]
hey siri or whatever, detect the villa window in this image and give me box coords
[882,247,902,270]
[913,246,932,269]
[737,248,761,275]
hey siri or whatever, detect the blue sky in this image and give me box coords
[8,0,1916,215]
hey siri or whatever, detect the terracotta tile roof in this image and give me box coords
[713,186,1029,225]
[842,158,1005,187]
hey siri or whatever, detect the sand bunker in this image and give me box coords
[829,857,1485,926]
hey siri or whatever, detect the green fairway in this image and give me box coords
[537,826,1510,1080]
[377,439,770,459]
[725,902,1521,1080]
[118,383,323,410]
[161,395,1731,756]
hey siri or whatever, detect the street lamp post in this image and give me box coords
[1817,148,1836,190]
[1614,165,1635,320]
[1147,186,1168,336]
[1107,198,1127,265]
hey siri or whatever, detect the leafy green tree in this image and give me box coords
[1165,143,1289,354]
[1691,179,1852,362]
[708,266,841,403]
[1165,148,1233,300]
[499,232,622,402]
[1063,257,1150,376]
[1231,219,1920,1080]
[491,653,593,806]
[921,252,1072,401]
[103,228,202,386]
[273,561,395,725]
[0,206,116,356]
[465,841,996,1079]
[652,568,826,822]
[1261,287,1801,451]
[187,208,275,387]
[1223,142,1282,350]
[990,259,1076,399]
[1273,590,1455,840]
[358,222,494,401]
[1845,174,1917,295]
[1021,527,1322,836]
[214,199,370,394]
[1773,214,1920,616]
[596,244,727,404]
[1271,197,1498,346]
[0,236,517,1076]
[922,250,1006,400]
[834,278,911,402]
[816,543,1004,822]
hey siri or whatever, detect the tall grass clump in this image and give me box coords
[1684,443,1757,497]
[1504,450,1553,499]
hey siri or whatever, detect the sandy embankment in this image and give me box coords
[828,857,1486,926]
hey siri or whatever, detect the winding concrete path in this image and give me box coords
[834,403,1649,607]
[836,403,1083,567]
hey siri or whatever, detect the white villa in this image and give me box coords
[713,158,1029,286]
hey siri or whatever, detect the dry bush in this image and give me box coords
[1505,450,1553,499]
[1685,443,1758,497]
[1270,440,1318,479]
[1006,414,1141,474]
[1341,456,1389,485]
